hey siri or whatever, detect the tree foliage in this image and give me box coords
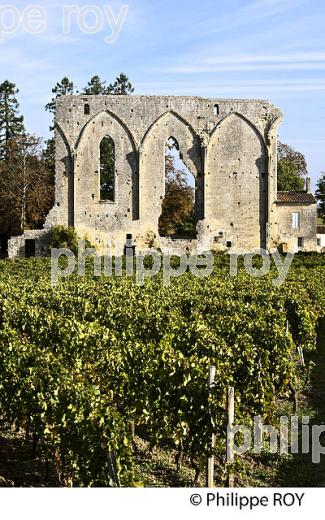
[159,139,196,237]
[83,75,110,95]
[48,225,93,255]
[0,80,25,160]
[45,77,75,117]
[277,141,307,191]
[0,135,54,235]
[100,136,115,201]
[42,137,56,175]
[315,172,325,220]
[44,77,75,167]
[108,73,134,95]
[83,73,134,95]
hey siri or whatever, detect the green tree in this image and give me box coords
[45,77,74,117]
[315,172,325,221]
[0,80,25,160]
[83,75,109,95]
[100,136,115,201]
[159,139,195,237]
[44,77,75,170]
[42,137,55,175]
[277,141,307,191]
[108,73,134,95]
[84,73,134,95]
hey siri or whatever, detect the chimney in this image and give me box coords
[306,177,311,193]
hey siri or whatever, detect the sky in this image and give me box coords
[1,0,324,190]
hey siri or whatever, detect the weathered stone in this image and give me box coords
[8,95,318,257]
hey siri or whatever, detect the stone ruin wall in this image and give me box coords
[42,94,283,256]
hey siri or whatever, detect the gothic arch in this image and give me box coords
[75,109,137,152]
[74,109,138,222]
[267,115,283,146]
[141,110,198,148]
[209,111,267,149]
[206,112,268,250]
[140,110,203,225]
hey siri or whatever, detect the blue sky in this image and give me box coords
[1,0,324,190]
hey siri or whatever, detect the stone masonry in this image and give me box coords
[8,95,318,257]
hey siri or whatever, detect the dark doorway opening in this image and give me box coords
[0,234,8,258]
[25,239,36,258]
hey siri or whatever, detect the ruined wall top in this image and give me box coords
[55,95,283,150]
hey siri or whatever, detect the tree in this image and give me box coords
[0,135,54,235]
[0,80,25,160]
[277,141,307,191]
[44,77,75,169]
[100,136,115,200]
[45,77,74,117]
[84,73,134,95]
[83,75,109,95]
[159,140,195,237]
[108,73,134,95]
[42,137,55,175]
[315,172,325,221]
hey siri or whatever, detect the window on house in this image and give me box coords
[298,237,304,248]
[317,238,321,247]
[100,135,115,202]
[292,212,301,230]
[213,104,219,116]
[84,104,90,115]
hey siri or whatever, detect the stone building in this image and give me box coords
[8,95,318,257]
[275,189,318,253]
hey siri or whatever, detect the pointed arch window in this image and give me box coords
[100,135,115,202]
[159,136,197,238]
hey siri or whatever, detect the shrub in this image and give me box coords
[48,225,93,255]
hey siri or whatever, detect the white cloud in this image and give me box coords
[162,50,325,74]
[167,63,325,73]
[136,78,325,95]
[193,0,307,36]
[203,52,325,64]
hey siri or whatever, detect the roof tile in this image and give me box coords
[277,191,316,204]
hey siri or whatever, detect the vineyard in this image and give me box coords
[0,254,324,486]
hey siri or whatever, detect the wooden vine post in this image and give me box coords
[206,365,216,487]
[227,385,235,487]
